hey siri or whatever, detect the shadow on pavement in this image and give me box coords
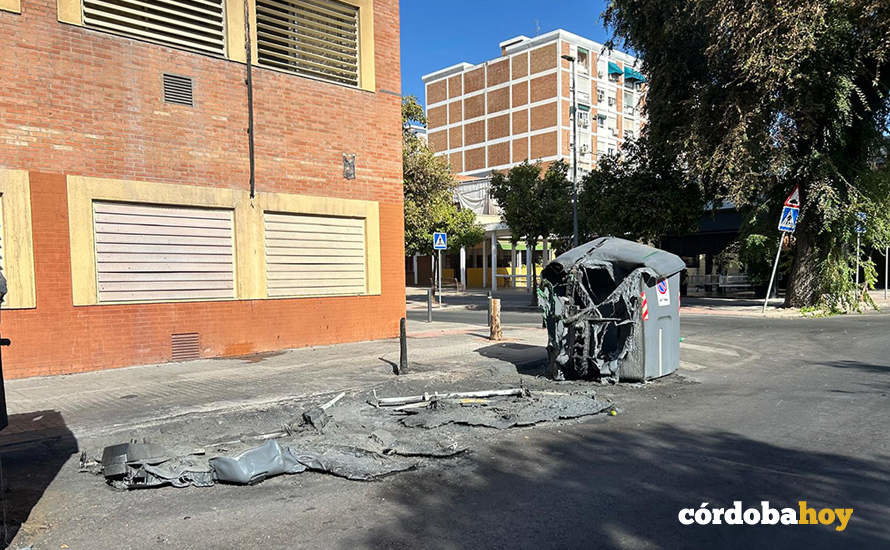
[475,342,547,376]
[813,360,890,376]
[343,423,890,549]
[0,411,78,548]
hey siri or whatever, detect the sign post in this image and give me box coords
[433,232,447,307]
[855,212,866,287]
[763,187,800,313]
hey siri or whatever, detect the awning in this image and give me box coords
[607,62,623,75]
[623,66,646,82]
[499,240,544,251]
[578,103,591,112]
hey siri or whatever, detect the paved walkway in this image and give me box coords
[1,320,546,449]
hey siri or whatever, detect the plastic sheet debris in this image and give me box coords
[94,385,613,491]
[290,445,418,480]
[302,391,346,432]
[369,388,528,408]
[210,440,306,485]
[539,237,685,382]
[400,393,611,430]
[102,443,214,489]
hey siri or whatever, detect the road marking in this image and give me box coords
[680,342,740,357]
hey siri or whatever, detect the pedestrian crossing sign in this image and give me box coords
[778,206,798,232]
[433,232,447,250]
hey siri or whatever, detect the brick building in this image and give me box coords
[422,29,645,177]
[0,0,404,378]
[415,30,645,291]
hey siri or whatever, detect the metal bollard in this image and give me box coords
[486,291,491,325]
[398,317,407,375]
[426,288,433,323]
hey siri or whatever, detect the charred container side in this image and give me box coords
[538,237,685,383]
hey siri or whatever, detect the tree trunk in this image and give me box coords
[785,226,820,307]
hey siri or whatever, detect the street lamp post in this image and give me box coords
[562,54,579,248]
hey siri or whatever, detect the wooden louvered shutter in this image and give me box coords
[256,0,360,87]
[93,202,235,303]
[264,212,367,297]
[82,0,226,56]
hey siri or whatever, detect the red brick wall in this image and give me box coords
[0,0,405,378]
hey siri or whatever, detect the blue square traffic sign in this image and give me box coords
[778,206,798,232]
[433,232,447,250]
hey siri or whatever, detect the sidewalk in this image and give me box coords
[409,286,890,317]
[1,320,547,450]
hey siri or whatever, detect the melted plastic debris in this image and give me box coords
[400,394,612,430]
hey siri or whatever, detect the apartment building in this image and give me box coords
[0,0,403,378]
[422,29,646,177]
[412,30,645,292]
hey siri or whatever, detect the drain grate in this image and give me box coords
[171,332,200,362]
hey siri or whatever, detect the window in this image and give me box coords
[577,110,589,128]
[597,115,605,128]
[609,72,620,83]
[576,47,589,73]
[608,96,615,107]
[81,0,226,56]
[264,212,367,297]
[93,202,235,303]
[256,0,361,87]
[597,90,604,103]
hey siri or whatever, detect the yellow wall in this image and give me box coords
[57,0,82,24]
[0,0,21,14]
[67,176,381,306]
[0,170,36,309]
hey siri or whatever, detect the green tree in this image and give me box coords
[604,0,890,310]
[490,161,573,301]
[577,137,704,243]
[402,96,484,279]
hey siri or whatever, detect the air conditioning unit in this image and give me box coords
[579,144,590,155]
[608,97,615,106]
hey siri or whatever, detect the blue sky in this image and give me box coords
[400,0,613,106]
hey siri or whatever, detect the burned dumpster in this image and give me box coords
[538,237,685,383]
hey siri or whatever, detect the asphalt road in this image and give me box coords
[6,311,890,549]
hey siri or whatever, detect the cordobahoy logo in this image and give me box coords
[679,501,853,532]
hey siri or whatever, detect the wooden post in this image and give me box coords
[489,298,502,341]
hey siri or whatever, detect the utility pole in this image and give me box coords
[562,54,579,248]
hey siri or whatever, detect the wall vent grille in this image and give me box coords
[163,73,195,106]
[171,332,200,362]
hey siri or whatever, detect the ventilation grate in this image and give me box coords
[163,73,194,106]
[171,332,200,362]
[83,0,226,56]
[256,0,360,87]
